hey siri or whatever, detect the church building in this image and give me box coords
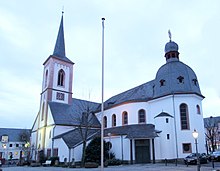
[31,14,206,164]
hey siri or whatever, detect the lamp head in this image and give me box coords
[192,129,199,139]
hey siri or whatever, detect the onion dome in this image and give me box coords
[153,31,203,98]
[165,41,179,54]
[164,30,180,62]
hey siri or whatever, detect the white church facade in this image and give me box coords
[31,14,206,164]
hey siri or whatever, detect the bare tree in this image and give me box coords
[71,99,100,167]
[18,129,31,165]
[205,116,219,152]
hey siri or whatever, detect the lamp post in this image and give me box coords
[192,129,200,171]
[100,17,105,171]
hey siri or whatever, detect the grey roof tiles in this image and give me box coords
[49,98,101,127]
[104,124,160,139]
[53,128,99,148]
[51,14,73,64]
[0,128,31,142]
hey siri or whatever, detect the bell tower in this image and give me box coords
[41,12,74,107]
[35,13,74,151]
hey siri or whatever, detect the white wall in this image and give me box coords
[54,138,69,162]
[96,93,205,161]
[150,94,205,159]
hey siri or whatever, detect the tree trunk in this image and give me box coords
[81,140,87,167]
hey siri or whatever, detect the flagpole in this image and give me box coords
[101,17,105,171]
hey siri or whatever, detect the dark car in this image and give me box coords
[184,153,208,164]
[209,151,220,161]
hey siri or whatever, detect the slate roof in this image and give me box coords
[0,128,31,142]
[44,14,74,65]
[103,80,155,109]
[53,128,99,148]
[154,111,173,118]
[102,40,203,110]
[204,116,220,128]
[165,40,179,54]
[154,60,203,98]
[53,14,66,58]
[53,124,160,149]
[48,98,101,127]
[104,124,160,139]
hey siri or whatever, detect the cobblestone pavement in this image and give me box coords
[1,163,220,171]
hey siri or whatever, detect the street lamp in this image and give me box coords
[192,129,200,171]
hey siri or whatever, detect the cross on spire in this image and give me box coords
[168,29,172,42]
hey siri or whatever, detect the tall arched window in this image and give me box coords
[180,103,190,130]
[122,111,128,125]
[196,105,201,114]
[112,114,116,127]
[138,109,146,123]
[45,70,48,87]
[103,116,107,128]
[41,102,45,121]
[57,69,65,86]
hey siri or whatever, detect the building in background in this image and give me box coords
[31,14,206,164]
[0,128,31,163]
[204,116,220,152]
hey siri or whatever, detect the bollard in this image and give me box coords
[175,159,177,166]
[186,161,188,167]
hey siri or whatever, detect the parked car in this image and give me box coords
[184,153,208,164]
[209,151,220,161]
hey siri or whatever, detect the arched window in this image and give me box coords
[122,111,128,125]
[103,116,107,128]
[57,69,65,86]
[112,114,116,127]
[138,109,146,123]
[196,105,201,114]
[180,103,190,130]
[41,102,45,121]
[49,130,51,139]
[45,70,48,87]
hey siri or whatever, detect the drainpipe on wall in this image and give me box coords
[172,93,179,161]
[152,139,155,164]
[121,135,124,162]
[51,125,56,157]
[130,139,133,164]
[68,148,71,166]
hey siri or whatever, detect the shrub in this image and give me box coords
[85,136,111,163]
[38,150,46,164]
[48,156,59,166]
[85,162,99,168]
[107,158,122,166]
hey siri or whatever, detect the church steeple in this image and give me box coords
[53,12,66,58]
[41,12,74,106]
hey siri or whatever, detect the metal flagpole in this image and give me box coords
[101,17,105,171]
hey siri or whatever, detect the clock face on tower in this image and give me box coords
[56,92,64,101]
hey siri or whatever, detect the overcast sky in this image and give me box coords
[0,0,220,128]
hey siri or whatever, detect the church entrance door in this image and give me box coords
[135,139,151,163]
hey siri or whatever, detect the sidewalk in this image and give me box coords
[1,163,220,171]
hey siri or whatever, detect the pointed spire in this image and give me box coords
[53,12,66,58]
